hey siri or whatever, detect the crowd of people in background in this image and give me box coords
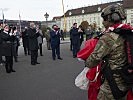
[0,21,68,73]
[69,22,102,58]
[0,20,102,73]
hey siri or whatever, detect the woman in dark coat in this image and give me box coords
[22,27,30,55]
[0,25,16,73]
[78,25,85,47]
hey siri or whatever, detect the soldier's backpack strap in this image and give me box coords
[113,28,133,92]
[101,56,127,99]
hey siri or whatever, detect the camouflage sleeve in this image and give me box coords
[85,33,117,68]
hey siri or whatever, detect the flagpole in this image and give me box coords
[19,12,22,33]
[2,9,4,25]
[62,0,66,32]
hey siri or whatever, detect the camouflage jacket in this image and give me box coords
[85,31,128,98]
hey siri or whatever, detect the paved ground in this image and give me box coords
[0,39,88,100]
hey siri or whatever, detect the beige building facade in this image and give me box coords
[60,0,133,31]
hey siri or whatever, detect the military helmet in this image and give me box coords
[101,4,126,22]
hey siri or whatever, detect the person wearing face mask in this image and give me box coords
[70,23,80,58]
[27,22,40,65]
[0,24,16,73]
[50,24,62,60]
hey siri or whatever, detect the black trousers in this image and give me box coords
[47,41,51,50]
[31,50,38,64]
[72,42,80,57]
[16,46,19,56]
[5,56,13,72]
[0,55,2,63]
[51,45,60,59]
[24,47,30,55]
[70,39,73,51]
[39,43,43,55]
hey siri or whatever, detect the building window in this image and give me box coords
[82,10,85,14]
[98,17,100,25]
[94,17,95,20]
[131,19,133,24]
[90,18,91,22]
[98,7,101,12]
[69,12,72,15]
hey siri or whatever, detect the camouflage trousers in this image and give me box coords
[97,89,127,100]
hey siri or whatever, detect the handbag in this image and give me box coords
[75,67,89,90]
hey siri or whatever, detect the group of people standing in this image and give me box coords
[0,22,44,73]
[21,22,44,65]
[0,21,65,73]
[0,25,20,73]
[70,23,85,58]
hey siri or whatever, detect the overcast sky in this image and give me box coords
[0,0,118,21]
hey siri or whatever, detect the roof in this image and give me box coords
[63,1,123,17]
[123,0,133,9]
[52,16,61,21]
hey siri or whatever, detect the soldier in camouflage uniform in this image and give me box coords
[85,4,128,100]
[45,29,51,50]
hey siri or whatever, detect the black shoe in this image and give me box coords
[11,69,16,72]
[36,62,40,64]
[0,63,3,66]
[15,59,18,62]
[58,57,63,60]
[40,54,43,56]
[53,58,56,60]
[6,70,11,73]
[31,63,36,65]
[73,55,77,58]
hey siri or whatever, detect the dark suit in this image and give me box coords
[50,30,61,59]
[22,29,30,55]
[0,31,15,73]
[27,28,39,65]
[70,27,80,57]
[79,30,84,46]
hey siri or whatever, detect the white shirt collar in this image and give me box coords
[3,31,8,34]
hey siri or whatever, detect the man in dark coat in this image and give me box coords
[50,25,62,60]
[78,25,85,47]
[27,22,40,65]
[0,24,16,73]
[70,23,80,58]
[22,27,30,56]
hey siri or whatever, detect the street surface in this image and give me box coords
[0,39,87,100]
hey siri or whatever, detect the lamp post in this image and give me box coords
[62,0,66,32]
[44,12,49,27]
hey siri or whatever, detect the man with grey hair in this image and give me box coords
[27,22,40,65]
